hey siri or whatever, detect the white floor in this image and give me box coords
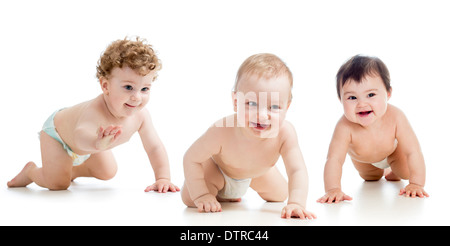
[1,142,447,226]
[1,0,450,228]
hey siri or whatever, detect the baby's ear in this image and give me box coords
[99,76,110,95]
[232,91,238,112]
[387,87,393,100]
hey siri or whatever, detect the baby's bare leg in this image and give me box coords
[181,158,225,207]
[383,168,401,181]
[250,166,288,202]
[8,131,73,190]
[387,147,410,180]
[352,159,384,181]
[71,150,117,181]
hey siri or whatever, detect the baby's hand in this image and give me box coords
[281,203,316,220]
[317,188,353,204]
[95,125,122,150]
[144,179,180,193]
[399,183,429,198]
[193,194,222,213]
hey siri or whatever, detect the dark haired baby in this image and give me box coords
[317,55,428,203]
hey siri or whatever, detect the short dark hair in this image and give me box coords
[336,54,391,99]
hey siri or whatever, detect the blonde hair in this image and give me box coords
[233,53,293,100]
[96,36,161,81]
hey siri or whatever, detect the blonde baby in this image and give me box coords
[182,53,315,219]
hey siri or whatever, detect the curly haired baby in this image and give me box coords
[7,37,179,192]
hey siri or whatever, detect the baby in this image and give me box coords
[181,53,315,219]
[7,37,179,193]
[317,54,428,203]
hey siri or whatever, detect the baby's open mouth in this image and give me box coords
[250,122,271,130]
[357,111,373,116]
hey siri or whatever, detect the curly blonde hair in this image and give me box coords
[96,37,161,81]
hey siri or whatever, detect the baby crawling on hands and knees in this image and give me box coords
[317,54,428,204]
[182,53,315,219]
[8,37,179,193]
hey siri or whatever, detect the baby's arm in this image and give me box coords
[280,123,316,219]
[317,118,353,203]
[139,109,179,193]
[183,126,222,212]
[395,110,428,197]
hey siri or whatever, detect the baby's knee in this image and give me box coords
[96,167,117,181]
[265,195,287,203]
[275,191,288,202]
[181,186,196,207]
[47,179,71,190]
[360,173,383,181]
[357,167,384,181]
[259,190,288,202]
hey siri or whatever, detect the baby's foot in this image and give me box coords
[7,162,36,187]
[384,168,401,181]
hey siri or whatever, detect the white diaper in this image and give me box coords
[370,139,397,169]
[371,158,390,169]
[217,168,252,199]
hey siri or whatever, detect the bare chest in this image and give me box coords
[56,106,143,152]
[99,117,142,147]
[348,127,397,163]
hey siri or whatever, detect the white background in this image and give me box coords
[1,0,449,226]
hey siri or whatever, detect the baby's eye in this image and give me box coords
[141,87,150,92]
[347,96,357,100]
[368,93,376,98]
[271,105,280,110]
[124,85,133,91]
[247,101,258,107]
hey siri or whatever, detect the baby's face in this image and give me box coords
[340,74,391,127]
[101,66,155,118]
[233,73,291,138]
